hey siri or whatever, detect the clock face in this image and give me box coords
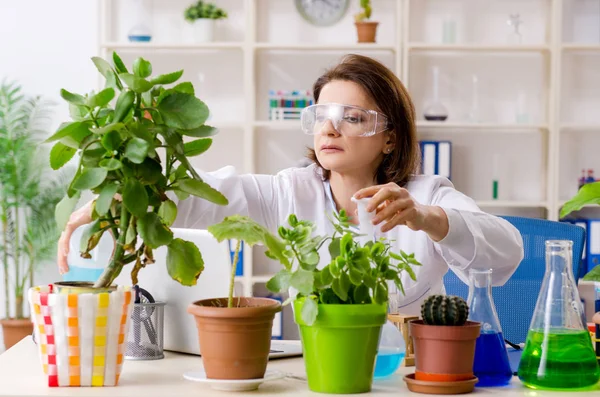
[295,0,350,27]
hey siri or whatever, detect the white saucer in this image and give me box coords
[183,369,285,391]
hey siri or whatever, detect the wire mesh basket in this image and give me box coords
[125,301,165,360]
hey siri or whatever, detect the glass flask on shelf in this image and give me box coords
[423,66,448,122]
[518,240,600,390]
[127,0,153,42]
[506,14,523,45]
[467,269,513,387]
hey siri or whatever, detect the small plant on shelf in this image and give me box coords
[184,1,228,22]
[354,0,372,22]
[353,0,379,43]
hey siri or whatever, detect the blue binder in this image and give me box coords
[419,140,452,180]
[268,295,283,340]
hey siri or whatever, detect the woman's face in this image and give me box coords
[313,80,391,178]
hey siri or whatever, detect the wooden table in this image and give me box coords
[0,337,598,396]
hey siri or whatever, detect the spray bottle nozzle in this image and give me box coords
[351,196,377,241]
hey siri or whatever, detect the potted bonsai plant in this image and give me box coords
[184,1,228,43]
[354,0,379,43]
[0,81,68,350]
[186,215,286,380]
[406,295,481,394]
[28,52,228,386]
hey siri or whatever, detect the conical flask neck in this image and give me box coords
[467,269,502,333]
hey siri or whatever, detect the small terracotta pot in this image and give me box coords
[355,21,379,43]
[0,318,34,350]
[410,320,481,382]
[187,297,281,380]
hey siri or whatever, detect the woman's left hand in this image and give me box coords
[354,183,448,240]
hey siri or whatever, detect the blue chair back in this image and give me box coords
[443,215,586,344]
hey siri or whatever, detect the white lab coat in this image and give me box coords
[174,164,524,315]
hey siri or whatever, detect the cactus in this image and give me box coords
[421,295,469,326]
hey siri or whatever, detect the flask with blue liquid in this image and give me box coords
[374,320,406,379]
[468,269,513,387]
[62,224,113,283]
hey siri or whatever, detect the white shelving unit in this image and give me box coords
[98,0,600,303]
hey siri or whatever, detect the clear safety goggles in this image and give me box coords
[300,103,391,137]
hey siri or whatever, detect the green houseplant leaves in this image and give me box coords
[49,53,228,288]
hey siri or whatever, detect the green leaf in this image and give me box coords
[363,272,376,289]
[79,219,101,253]
[87,87,115,108]
[81,142,107,168]
[95,183,119,216]
[180,125,218,138]
[167,238,204,286]
[125,137,151,164]
[73,168,107,190]
[329,238,341,259]
[290,269,314,296]
[60,89,86,105]
[92,56,113,78]
[353,283,370,304]
[113,90,135,122]
[340,233,352,255]
[177,178,228,206]
[207,215,269,246]
[112,52,129,74]
[158,199,178,227]
[122,179,149,218]
[184,138,212,157]
[174,189,190,201]
[55,193,81,230]
[402,262,417,281]
[172,82,195,95]
[300,298,318,326]
[45,121,91,143]
[125,221,137,246]
[332,278,348,301]
[104,69,123,91]
[101,130,124,151]
[583,265,600,281]
[374,282,388,305]
[133,57,152,78]
[320,265,333,286]
[134,158,164,185]
[266,269,292,293]
[50,142,76,170]
[151,70,184,85]
[94,122,124,136]
[138,212,173,249]
[119,73,154,93]
[299,251,319,271]
[340,272,351,295]
[157,92,209,130]
[349,268,362,286]
[99,158,122,171]
[69,103,88,121]
[560,182,600,218]
[330,259,341,278]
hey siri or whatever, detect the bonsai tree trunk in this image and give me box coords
[94,209,130,288]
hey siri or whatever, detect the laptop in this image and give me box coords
[113,228,302,359]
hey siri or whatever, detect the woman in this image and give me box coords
[57,54,523,315]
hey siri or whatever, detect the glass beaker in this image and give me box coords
[423,66,448,122]
[127,0,153,42]
[467,269,513,387]
[518,240,600,390]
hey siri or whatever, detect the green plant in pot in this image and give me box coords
[48,51,227,292]
[407,295,481,393]
[354,0,378,43]
[184,1,228,43]
[265,210,422,394]
[0,81,69,349]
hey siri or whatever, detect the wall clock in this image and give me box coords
[295,0,350,27]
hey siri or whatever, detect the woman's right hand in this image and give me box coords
[57,200,94,275]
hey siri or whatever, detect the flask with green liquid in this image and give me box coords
[518,240,600,390]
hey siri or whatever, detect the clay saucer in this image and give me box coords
[403,373,478,395]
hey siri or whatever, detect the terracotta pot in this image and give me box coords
[355,21,379,43]
[1,318,34,350]
[187,297,281,380]
[410,320,481,382]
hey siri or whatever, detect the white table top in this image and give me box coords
[0,337,598,396]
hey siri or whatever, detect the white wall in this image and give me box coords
[0,0,99,326]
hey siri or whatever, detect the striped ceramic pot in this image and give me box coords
[28,285,133,387]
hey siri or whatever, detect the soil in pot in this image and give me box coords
[53,281,116,295]
[187,297,281,380]
[1,318,33,350]
[410,320,481,382]
[293,299,387,394]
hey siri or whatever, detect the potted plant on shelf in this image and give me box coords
[405,295,481,394]
[0,81,69,350]
[354,0,378,43]
[28,51,227,386]
[186,215,286,380]
[184,1,228,43]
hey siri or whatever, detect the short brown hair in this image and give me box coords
[307,54,420,187]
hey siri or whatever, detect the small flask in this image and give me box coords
[423,66,449,122]
[467,269,513,387]
[518,240,600,390]
[374,321,406,379]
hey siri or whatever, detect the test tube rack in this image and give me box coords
[388,313,420,367]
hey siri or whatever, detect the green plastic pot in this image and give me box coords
[293,299,387,394]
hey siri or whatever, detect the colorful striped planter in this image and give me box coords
[28,285,133,387]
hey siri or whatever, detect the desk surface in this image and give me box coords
[0,337,598,396]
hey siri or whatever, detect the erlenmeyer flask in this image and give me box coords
[467,269,513,387]
[423,66,448,121]
[518,240,600,390]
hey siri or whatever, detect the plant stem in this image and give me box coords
[14,294,23,320]
[13,206,20,314]
[1,211,9,319]
[94,208,130,288]
[228,240,241,308]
